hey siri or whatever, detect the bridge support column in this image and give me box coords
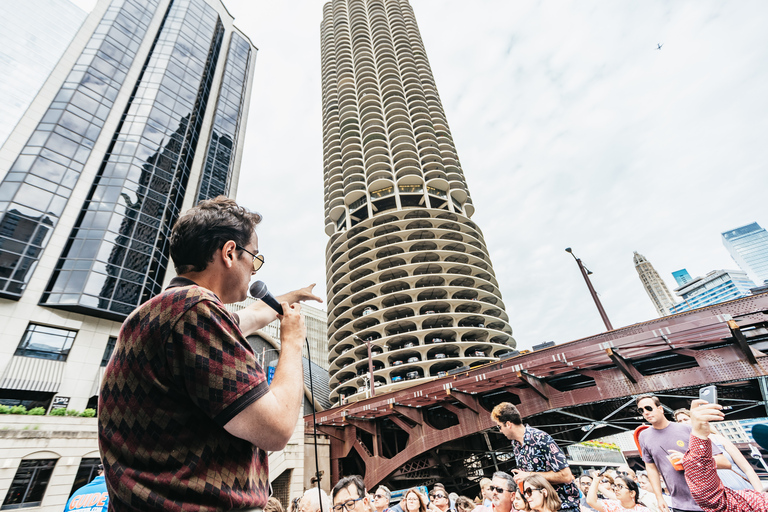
[759,376,768,417]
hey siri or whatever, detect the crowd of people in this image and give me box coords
[279,396,768,512]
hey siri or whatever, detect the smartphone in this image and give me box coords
[699,385,718,404]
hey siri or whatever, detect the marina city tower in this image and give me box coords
[321,0,515,405]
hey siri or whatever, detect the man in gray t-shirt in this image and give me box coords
[636,395,726,512]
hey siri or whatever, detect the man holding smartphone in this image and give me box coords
[636,395,728,512]
[682,400,768,512]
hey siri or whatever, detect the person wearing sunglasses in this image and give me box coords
[586,472,649,512]
[371,486,393,512]
[522,475,561,512]
[428,484,456,512]
[635,395,728,512]
[488,472,517,512]
[491,402,580,512]
[99,196,323,512]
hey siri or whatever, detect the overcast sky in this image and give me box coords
[76,0,768,350]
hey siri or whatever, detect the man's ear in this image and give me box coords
[221,240,237,268]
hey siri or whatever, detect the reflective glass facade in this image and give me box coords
[0,0,86,146]
[196,32,251,202]
[0,0,159,299]
[669,269,755,314]
[42,0,226,318]
[722,222,768,286]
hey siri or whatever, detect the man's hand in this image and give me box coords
[278,283,323,306]
[238,283,322,335]
[689,399,724,440]
[512,469,531,484]
[279,302,305,352]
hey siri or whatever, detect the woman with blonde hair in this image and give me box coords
[522,475,561,512]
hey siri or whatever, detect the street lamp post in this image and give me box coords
[565,247,614,331]
[354,335,376,397]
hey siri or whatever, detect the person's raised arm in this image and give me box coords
[586,472,605,512]
[224,302,306,450]
[237,283,322,336]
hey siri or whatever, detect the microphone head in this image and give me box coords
[249,280,269,299]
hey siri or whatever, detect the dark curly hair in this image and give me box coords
[170,196,261,274]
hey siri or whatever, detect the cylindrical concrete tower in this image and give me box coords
[322,0,515,405]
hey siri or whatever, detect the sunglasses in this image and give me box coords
[373,495,386,500]
[612,484,627,491]
[523,488,541,498]
[236,245,265,272]
[429,493,446,500]
[637,405,655,414]
[489,486,510,494]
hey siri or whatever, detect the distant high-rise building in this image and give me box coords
[672,269,693,287]
[0,0,86,146]
[722,222,768,285]
[633,251,677,317]
[669,269,755,314]
[0,0,256,508]
[321,0,514,405]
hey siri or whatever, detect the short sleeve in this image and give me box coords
[540,431,569,472]
[170,298,269,426]
[639,431,654,463]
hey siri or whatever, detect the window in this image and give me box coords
[14,324,77,361]
[100,336,117,367]
[2,459,57,509]
[68,458,101,499]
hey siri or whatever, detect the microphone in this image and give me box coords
[249,280,284,315]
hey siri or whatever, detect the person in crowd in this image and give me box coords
[301,488,332,512]
[456,496,476,512]
[478,478,494,506]
[492,402,580,512]
[289,497,302,512]
[681,400,768,512]
[64,464,108,512]
[636,473,652,495]
[489,471,517,512]
[99,196,322,511]
[267,497,286,512]
[372,486,392,512]
[513,491,529,512]
[402,488,428,512]
[429,484,457,512]
[636,394,728,512]
[674,408,762,491]
[586,472,650,512]
[579,474,598,512]
[522,475,562,512]
[333,476,371,512]
[615,466,659,512]
[596,474,616,500]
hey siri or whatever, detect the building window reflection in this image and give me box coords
[14,323,77,362]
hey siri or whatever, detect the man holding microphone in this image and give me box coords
[98,196,321,511]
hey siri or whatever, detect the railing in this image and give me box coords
[426,186,447,198]
[371,186,395,199]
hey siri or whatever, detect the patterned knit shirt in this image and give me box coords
[98,277,270,512]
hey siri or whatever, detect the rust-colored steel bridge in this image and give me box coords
[306,292,768,493]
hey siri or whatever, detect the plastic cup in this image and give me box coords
[667,453,684,471]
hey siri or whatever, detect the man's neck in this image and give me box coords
[437,504,450,512]
[652,416,670,430]
[509,424,526,443]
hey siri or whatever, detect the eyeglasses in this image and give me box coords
[373,495,387,500]
[637,405,654,414]
[236,246,264,272]
[428,493,447,500]
[333,497,364,512]
[612,484,628,491]
[523,488,541,498]
[600,479,611,484]
[579,480,592,486]
[489,486,510,494]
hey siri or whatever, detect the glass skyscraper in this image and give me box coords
[0,0,255,415]
[669,269,755,314]
[0,0,255,508]
[722,222,768,286]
